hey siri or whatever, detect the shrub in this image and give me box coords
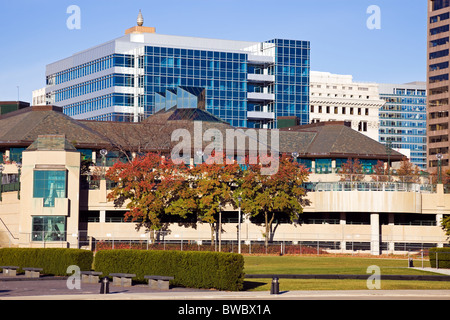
[93,250,245,291]
[429,248,450,269]
[0,248,93,276]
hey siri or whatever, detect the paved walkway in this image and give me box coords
[411,267,450,275]
[2,289,450,300]
[1,268,449,301]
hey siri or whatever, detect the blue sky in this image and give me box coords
[0,0,427,103]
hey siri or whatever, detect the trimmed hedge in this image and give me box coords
[429,248,450,269]
[0,248,93,276]
[94,250,245,291]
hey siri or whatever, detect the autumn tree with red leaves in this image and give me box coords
[106,152,310,249]
[106,153,195,241]
[189,153,242,247]
[237,154,310,249]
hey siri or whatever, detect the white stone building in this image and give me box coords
[309,71,385,141]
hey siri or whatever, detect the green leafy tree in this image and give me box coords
[442,215,450,241]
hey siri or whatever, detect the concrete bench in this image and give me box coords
[80,271,103,284]
[109,273,136,287]
[145,275,174,290]
[23,267,43,278]
[0,266,20,277]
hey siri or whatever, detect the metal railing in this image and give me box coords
[1,230,447,256]
[307,181,437,193]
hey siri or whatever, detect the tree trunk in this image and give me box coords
[264,211,269,250]
[209,223,215,250]
[264,211,275,251]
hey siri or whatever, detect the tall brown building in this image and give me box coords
[427,0,450,171]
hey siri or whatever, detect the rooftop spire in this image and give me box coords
[137,10,144,26]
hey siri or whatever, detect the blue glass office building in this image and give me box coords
[378,82,427,169]
[46,28,310,129]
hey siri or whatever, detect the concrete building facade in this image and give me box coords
[427,0,450,170]
[378,82,428,170]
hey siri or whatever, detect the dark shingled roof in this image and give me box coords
[279,122,404,160]
[0,106,404,161]
[0,106,110,148]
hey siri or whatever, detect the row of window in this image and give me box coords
[429,73,449,84]
[380,105,426,112]
[430,49,449,60]
[378,134,427,144]
[54,74,134,102]
[146,78,247,92]
[48,54,134,86]
[145,56,247,72]
[379,113,426,120]
[311,105,371,116]
[430,37,449,48]
[430,24,449,36]
[380,120,427,128]
[381,97,427,105]
[430,61,449,72]
[430,11,450,23]
[432,0,450,11]
[145,46,248,62]
[64,93,134,117]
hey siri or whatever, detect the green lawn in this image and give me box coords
[243,255,450,291]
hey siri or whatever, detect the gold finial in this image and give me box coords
[137,10,144,26]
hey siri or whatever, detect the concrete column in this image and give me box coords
[436,214,443,226]
[387,213,395,254]
[340,212,346,253]
[340,212,346,225]
[100,210,106,223]
[100,179,107,203]
[370,213,380,256]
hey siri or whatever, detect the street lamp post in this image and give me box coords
[100,149,108,180]
[218,203,222,252]
[17,163,22,200]
[385,140,392,182]
[238,196,242,254]
[437,153,443,184]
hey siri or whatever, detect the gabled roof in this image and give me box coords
[279,121,404,160]
[0,106,111,148]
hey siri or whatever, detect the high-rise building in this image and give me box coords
[45,12,310,129]
[378,82,427,170]
[427,0,450,170]
[309,71,384,141]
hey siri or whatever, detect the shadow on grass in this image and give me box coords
[243,280,268,291]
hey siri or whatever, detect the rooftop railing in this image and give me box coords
[303,181,440,193]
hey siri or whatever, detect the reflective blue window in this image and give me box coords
[33,171,67,207]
